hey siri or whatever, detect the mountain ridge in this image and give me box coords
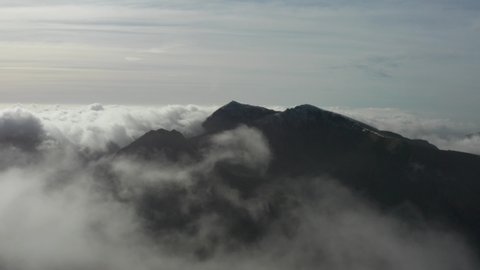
[117,101,480,251]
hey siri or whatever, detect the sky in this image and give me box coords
[0,0,479,121]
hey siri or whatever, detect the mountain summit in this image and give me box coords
[202,101,278,133]
[118,128,193,160]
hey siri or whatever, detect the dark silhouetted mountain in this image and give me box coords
[118,129,194,160]
[117,101,480,253]
[203,101,278,133]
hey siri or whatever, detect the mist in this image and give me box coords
[0,104,478,270]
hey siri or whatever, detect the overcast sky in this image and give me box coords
[0,0,479,121]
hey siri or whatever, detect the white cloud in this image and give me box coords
[207,125,271,172]
[0,104,216,153]
[329,107,480,155]
[1,103,478,156]
[88,103,104,111]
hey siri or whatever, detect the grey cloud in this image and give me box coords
[0,108,46,151]
[0,146,477,270]
[0,153,152,270]
[89,103,104,111]
[247,179,479,270]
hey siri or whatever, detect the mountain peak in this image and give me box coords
[292,104,321,112]
[219,100,270,113]
[224,100,243,107]
[118,128,192,160]
[202,101,278,133]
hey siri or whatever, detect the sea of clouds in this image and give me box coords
[0,103,478,270]
[1,103,478,154]
[330,107,480,155]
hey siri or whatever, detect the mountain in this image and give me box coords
[203,101,278,133]
[118,101,480,252]
[118,129,195,160]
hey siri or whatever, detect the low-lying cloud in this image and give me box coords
[330,107,480,155]
[2,104,479,155]
[0,104,216,154]
[0,104,478,269]
[0,108,46,151]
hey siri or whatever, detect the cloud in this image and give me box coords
[1,104,216,153]
[249,179,479,270]
[88,103,104,111]
[207,125,271,172]
[0,144,477,270]
[329,107,480,155]
[434,134,480,155]
[1,103,478,156]
[0,107,47,151]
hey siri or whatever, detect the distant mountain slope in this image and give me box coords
[118,101,480,250]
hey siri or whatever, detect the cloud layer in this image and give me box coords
[0,104,478,269]
[330,107,480,155]
[0,104,215,153]
[1,103,479,155]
